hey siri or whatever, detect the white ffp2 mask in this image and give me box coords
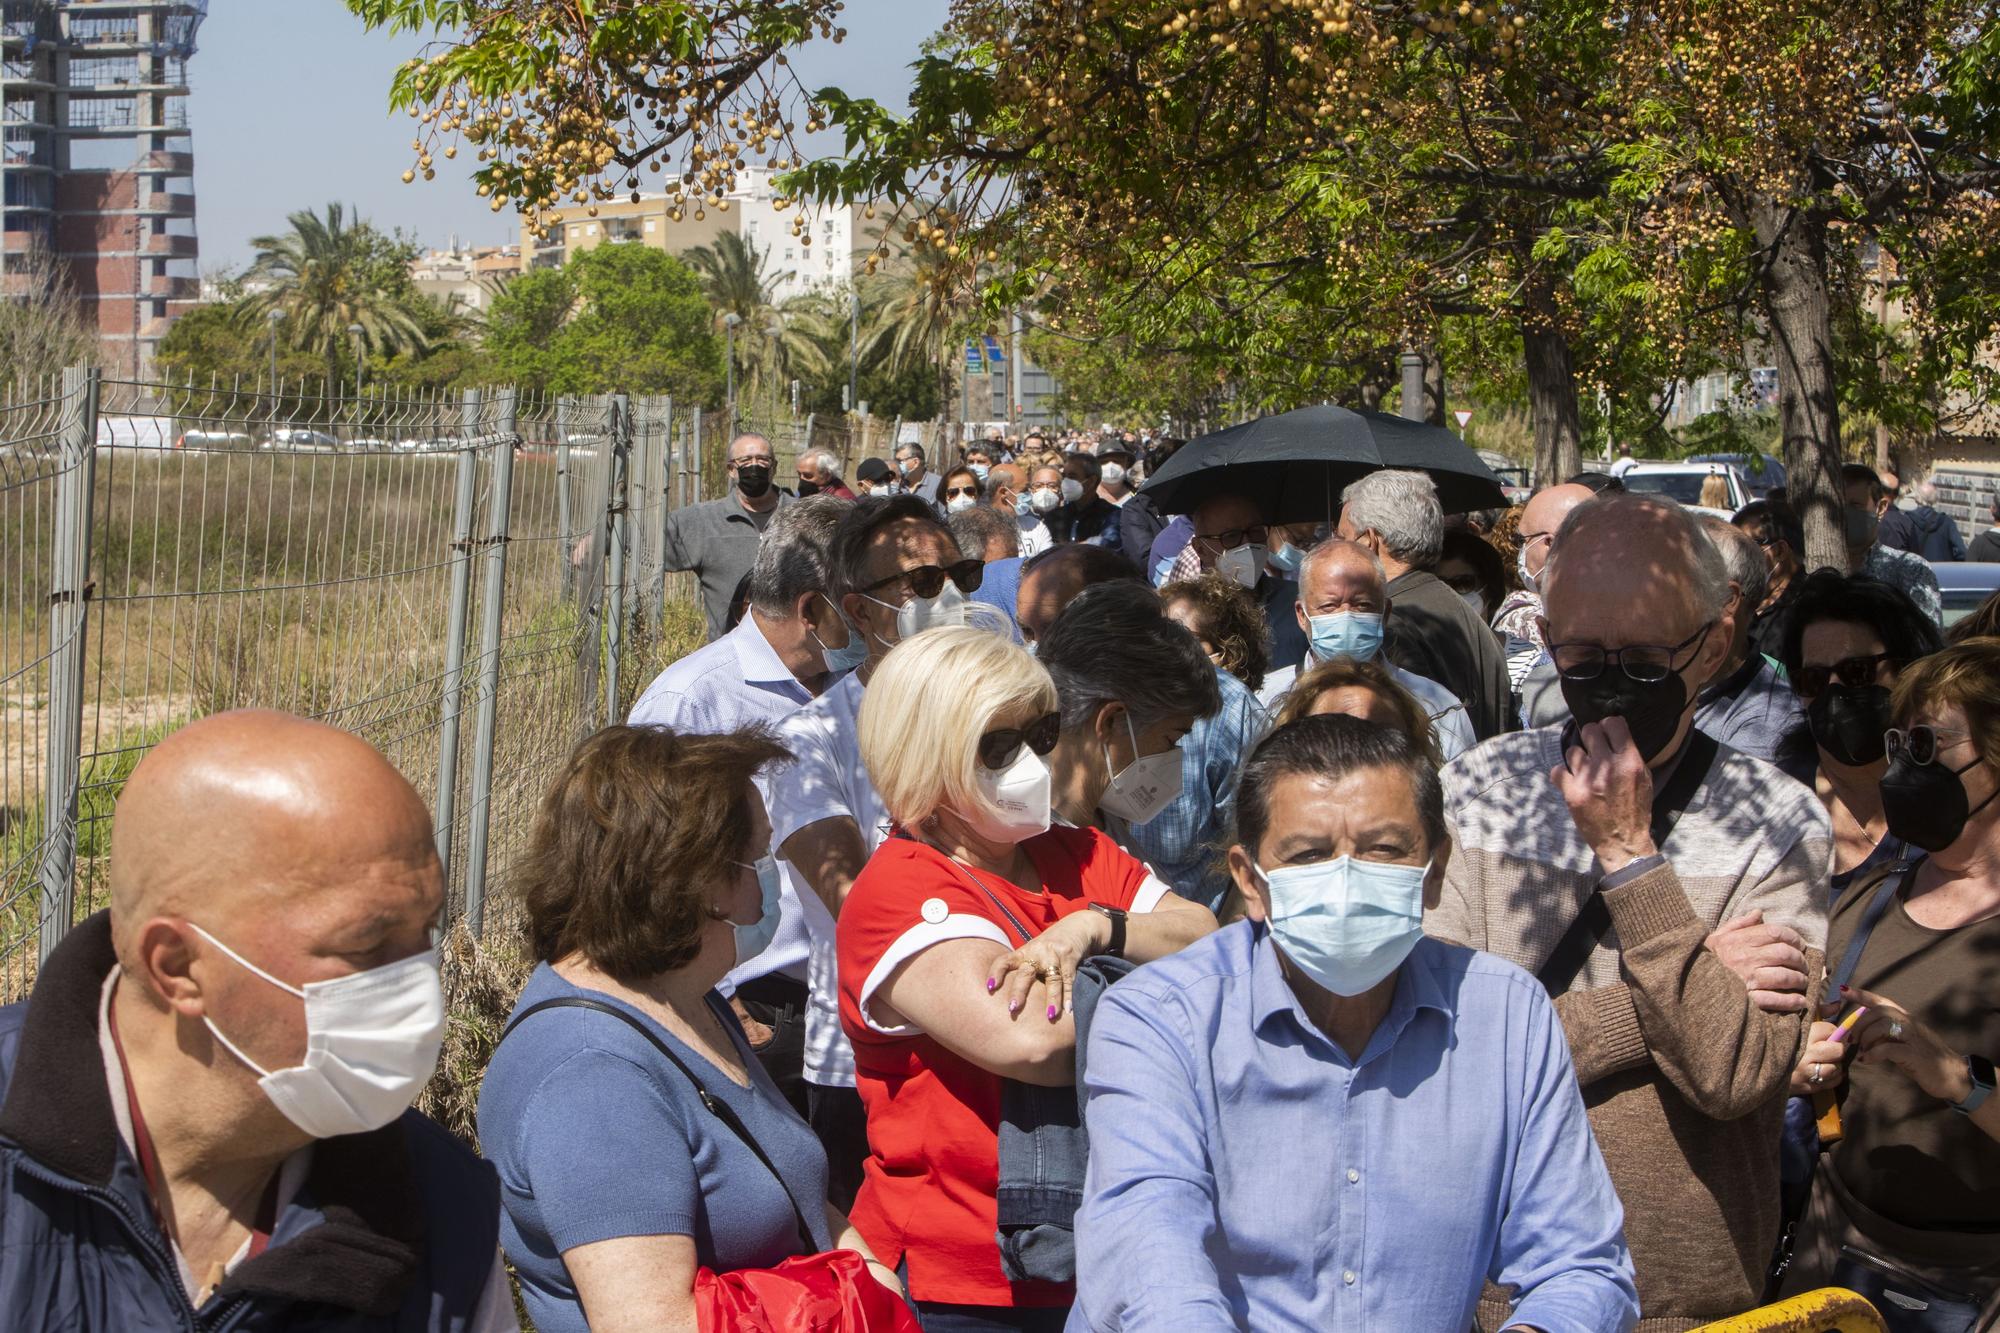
[966,744,1053,844]
[191,922,446,1140]
[1098,713,1183,825]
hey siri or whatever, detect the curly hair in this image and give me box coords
[518,725,789,983]
[1161,571,1271,692]
[1488,503,1526,595]
[1270,656,1442,768]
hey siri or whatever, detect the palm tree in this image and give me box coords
[686,231,833,414]
[855,225,976,436]
[238,203,429,390]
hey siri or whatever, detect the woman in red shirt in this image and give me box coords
[838,625,1217,1330]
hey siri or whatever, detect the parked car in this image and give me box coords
[1930,560,2000,630]
[263,428,340,451]
[1619,462,1751,515]
[1689,452,1787,500]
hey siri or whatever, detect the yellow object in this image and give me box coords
[1690,1288,1886,1332]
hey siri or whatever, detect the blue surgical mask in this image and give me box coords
[728,855,785,965]
[971,463,990,481]
[1307,609,1384,663]
[811,596,869,674]
[1257,855,1429,997]
[1269,542,1304,577]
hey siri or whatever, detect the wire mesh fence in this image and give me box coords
[0,369,837,998]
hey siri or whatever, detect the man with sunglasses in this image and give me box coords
[661,433,791,642]
[1189,492,1308,671]
[1429,491,1832,1327]
[761,495,986,1209]
[1731,499,1805,667]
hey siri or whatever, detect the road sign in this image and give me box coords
[982,335,1006,365]
[1453,409,1473,431]
[965,340,984,371]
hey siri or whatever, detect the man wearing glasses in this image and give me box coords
[1732,498,1806,665]
[661,433,790,641]
[762,495,990,1209]
[1427,490,1831,1328]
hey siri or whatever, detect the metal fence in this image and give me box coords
[0,370,918,998]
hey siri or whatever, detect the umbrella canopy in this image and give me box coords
[1137,404,1508,522]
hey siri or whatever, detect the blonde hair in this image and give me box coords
[858,626,1057,830]
[1699,473,1730,509]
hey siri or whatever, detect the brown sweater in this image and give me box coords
[1432,727,1831,1330]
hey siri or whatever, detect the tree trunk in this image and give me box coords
[1422,345,1447,428]
[1519,295,1582,488]
[1753,200,1844,570]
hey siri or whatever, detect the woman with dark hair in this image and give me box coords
[1160,572,1271,693]
[1781,569,1946,901]
[942,466,985,516]
[479,725,900,1332]
[1036,582,1224,843]
[1434,528,1507,625]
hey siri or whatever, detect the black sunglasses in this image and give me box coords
[1193,524,1269,552]
[977,712,1061,770]
[1793,653,1897,700]
[946,484,980,499]
[861,559,984,600]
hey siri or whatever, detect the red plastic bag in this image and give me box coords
[693,1249,923,1333]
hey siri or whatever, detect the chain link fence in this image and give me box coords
[0,371,911,997]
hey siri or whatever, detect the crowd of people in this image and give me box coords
[3,422,1997,1333]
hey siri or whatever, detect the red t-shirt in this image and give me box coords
[835,825,1168,1307]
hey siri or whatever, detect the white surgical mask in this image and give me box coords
[947,494,977,514]
[1029,487,1061,514]
[970,463,991,481]
[1517,537,1548,594]
[1256,856,1428,997]
[190,922,446,1140]
[1098,713,1183,825]
[727,856,784,966]
[1100,462,1126,486]
[967,744,1053,844]
[1459,588,1487,620]
[865,580,970,645]
[1215,543,1265,590]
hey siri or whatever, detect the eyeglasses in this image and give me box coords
[977,711,1061,770]
[1792,653,1897,700]
[1551,622,1712,684]
[1193,525,1269,553]
[946,484,980,500]
[859,559,984,601]
[1886,724,1972,767]
[727,455,776,470]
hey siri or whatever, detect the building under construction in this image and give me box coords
[2,0,205,375]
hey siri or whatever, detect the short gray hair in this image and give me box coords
[1552,492,1732,621]
[749,494,852,618]
[1698,513,1769,612]
[1914,478,1939,506]
[1298,538,1386,598]
[948,504,1018,561]
[801,448,842,480]
[1340,470,1443,567]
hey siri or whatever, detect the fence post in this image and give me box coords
[691,407,704,502]
[463,387,519,938]
[800,412,815,486]
[605,393,632,723]
[432,389,483,886]
[37,366,97,964]
[556,397,574,601]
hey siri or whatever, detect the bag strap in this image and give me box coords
[1830,861,1914,994]
[1537,729,1722,995]
[500,996,816,1253]
[948,861,1036,947]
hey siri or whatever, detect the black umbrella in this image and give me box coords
[1137,404,1508,521]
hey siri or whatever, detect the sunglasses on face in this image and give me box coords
[1886,723,1973,767]
[1194,525,1269,553]
[860,559,984,601]
[1792,653,1897,700]
[728,455,776,470]
[1551,623,1711,684]
[977,711,1061,770]
[946,484,980,499]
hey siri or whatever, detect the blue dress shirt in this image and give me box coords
[1071,924,1638,1333]
[1119,667,1267,912]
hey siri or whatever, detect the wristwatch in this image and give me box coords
[1953,1054,1996,1117]
[1088,902,1127,958]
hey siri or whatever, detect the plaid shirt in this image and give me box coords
[1120,666,1270,912]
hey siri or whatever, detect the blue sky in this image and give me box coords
[189,0,949,272]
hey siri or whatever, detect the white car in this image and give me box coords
[1618,462,1751,517]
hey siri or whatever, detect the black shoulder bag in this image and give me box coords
[1536,728,1721,995]
[500,996,816,1253]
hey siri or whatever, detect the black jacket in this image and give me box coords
[1382,568,1514,739]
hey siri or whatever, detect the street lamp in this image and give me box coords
[266,307,283,427]
[348,323,365,403]
[848,291,860,415]
[723,312,742,424]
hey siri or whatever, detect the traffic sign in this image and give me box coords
[982,335,1006,365]
[1453,409,1473,431]
[965,340,984,371]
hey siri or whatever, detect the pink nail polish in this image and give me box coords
[986,978,997,993]
[1009,1001,1020,1015]
[1047,1004,1059,1021]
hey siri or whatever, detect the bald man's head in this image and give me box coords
[110,711,440,970]
[1518,483,1594,587]
[1016,545,1143,643]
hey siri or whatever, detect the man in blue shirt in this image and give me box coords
[1073,716,1636,1333]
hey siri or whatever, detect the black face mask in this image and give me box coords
[795,479,821,498]
[1881,751,1998,853]
[735,464,773,499]
[1559,669,1691,764]
[1806,685,1891,767]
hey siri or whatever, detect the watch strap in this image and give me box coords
[1955,1054,1996,1116]
[1090,902,1127,958]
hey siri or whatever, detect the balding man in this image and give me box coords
[663,433,793,641]
[1429,493,1829,1328]
[1256,540,1475,760]
[0,711,514,1330]
[1190,492,1307,670]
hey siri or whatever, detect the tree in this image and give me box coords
[0,240,98,376]
[484,243,723,400]
[685,232,831,410]
[239,204,433,389]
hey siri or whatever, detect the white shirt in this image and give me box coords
[628,613,824,989]
[766,673,891,1088]
[1257,659,1476,761]
[94,971,518,1329]
[1017,510,1053,558]
[1609,455,1638,478]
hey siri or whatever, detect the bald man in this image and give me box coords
[1430,493,1828,1326]
[1500,483,1596,727]
[0,711,515,1331]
